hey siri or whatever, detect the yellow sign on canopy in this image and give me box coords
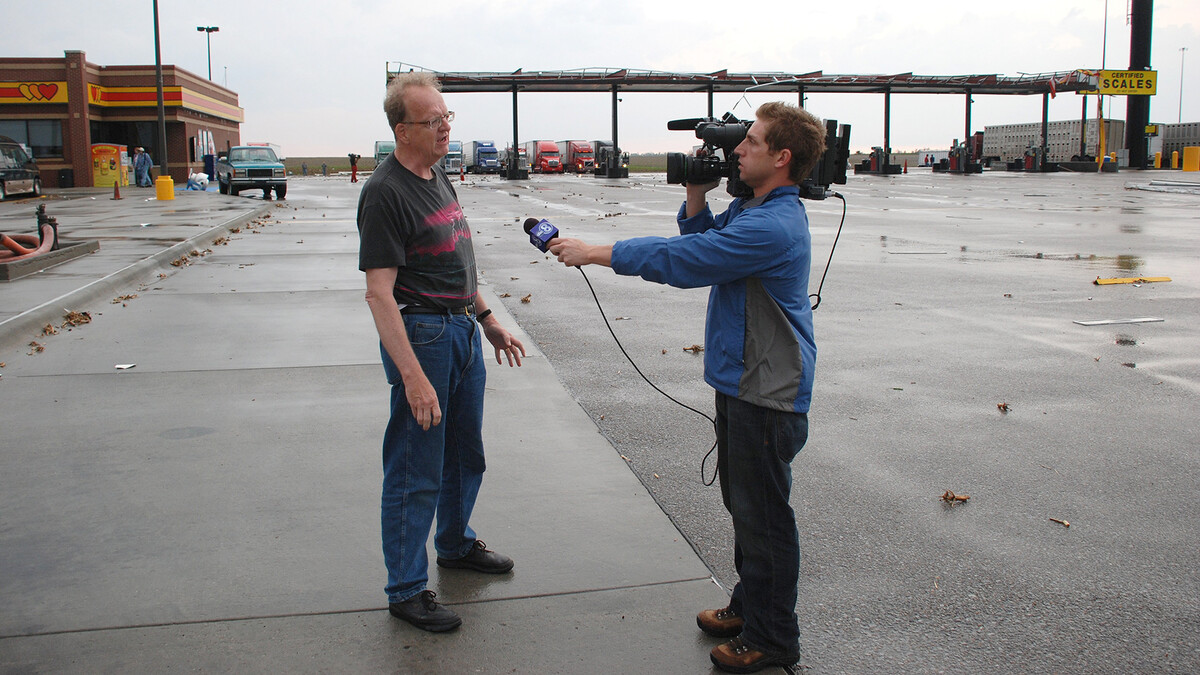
[1096,70,1157,95]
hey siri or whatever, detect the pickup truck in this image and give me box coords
[216,146,287,199]
[0,137,41,201]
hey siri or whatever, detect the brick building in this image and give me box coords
[0,50,242,187]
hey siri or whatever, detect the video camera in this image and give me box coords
[665,112,851,200]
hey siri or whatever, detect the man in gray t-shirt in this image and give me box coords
[357,72,525,634]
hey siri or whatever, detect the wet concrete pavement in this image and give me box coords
[0,178,727,673]
[1,170,1198,672]
[456,168,1200,673]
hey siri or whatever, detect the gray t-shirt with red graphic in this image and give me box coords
[356,153,477,309]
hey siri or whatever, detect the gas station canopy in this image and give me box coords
[386,64,1095,97]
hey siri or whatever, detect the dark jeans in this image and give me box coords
[379,313,487,603]
[715,391,808,658]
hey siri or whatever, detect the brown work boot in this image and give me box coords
[697,605,744,637]
[710,636,799,673]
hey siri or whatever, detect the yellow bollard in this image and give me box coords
[1172,150,1180,169]
[1154,152,1161,168]
[1183,147,1200,173]
[155,175,175,200]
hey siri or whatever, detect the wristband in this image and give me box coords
[476,308,493,322]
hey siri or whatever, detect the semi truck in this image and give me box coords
[465,140,501,174]
[592,141,629,177]
[500,145,529,172]
[556,140,594,173]
[437,140,463,174]
[374,140,395,163]
[523,140,562,173]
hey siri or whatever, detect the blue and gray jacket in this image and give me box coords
[610,185,815,413]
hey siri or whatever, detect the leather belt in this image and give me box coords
[400,303,474,316]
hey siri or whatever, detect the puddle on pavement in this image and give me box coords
[1008,252,1145,273]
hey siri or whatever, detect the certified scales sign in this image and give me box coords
[1096,70,1157,95]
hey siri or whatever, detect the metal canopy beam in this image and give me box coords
[387,64,1096,97]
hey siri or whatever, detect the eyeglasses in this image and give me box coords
[401,112,454,130]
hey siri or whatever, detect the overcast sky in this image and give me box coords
[5,0,1198,156]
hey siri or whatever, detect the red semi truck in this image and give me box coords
[556,140,594,173]
[523,140,562,173]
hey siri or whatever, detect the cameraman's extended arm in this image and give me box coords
[685,180,721,219]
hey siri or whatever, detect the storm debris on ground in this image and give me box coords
[940,490,970,504]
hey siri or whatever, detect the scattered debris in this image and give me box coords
[41,324,59,336]
[940,490,970,504]
[62,310,91,327]
[114,364,136,370]
[683,344,704,354]
[520,294,532,303]
[997,402,1010,414]
[28,340,44,355]
[499,293,511,298]
[112,294,137,305]
[510,277,519,280]
[1050,517,1070,528]
[662,349,668,354]
[614,316,631,321]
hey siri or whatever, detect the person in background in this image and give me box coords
[132,147,153,187]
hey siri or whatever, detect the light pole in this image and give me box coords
[1181,47,1188,124]
[197,26,219,80]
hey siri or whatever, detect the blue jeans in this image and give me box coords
[715,392,808,659]
[379,313,487,603]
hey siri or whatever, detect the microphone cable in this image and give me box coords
[573,191,847,486]
[574,266,722,486]
[808,191,846,311]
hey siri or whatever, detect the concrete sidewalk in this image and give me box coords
[0,184,731,672]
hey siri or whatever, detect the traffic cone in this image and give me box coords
[111,181,123,200]
[903,160,908,174]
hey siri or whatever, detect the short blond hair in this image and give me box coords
[384,72,441,131]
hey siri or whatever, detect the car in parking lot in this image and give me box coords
[0,136,42,202]
[215,145,287,199]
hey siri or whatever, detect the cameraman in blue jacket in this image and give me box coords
[549,101,825,673]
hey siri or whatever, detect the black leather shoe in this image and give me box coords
[436,540,514,574]
[388,590,461,632]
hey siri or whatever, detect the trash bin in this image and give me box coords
[155,175,175,201]
[58,168,74,188]
[203,154,216,178]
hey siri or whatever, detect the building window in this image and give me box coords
[0,120,64,157]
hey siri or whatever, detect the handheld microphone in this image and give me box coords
[523,217,559,252]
